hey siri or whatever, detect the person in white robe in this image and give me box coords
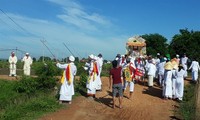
[174,64,185,101]
[171,59,179,99]
[22,53,33,76]
[56,56,77,104]
[188,58,200,82]
[181,54,188,77]
[158,58,166,86]
[96,54,103,91]
[146,59,156,87]
[9,52,18,76]
[163,60,173,99]
[155,53,161,79]
[84,54,98,99]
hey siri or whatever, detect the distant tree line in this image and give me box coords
[142,28,200,61]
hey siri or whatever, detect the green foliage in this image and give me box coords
[0,94,61,120]
[0,80,21,109]
[14,76,38,94]
[178,83,196,120]
[74,73,87,96]
[169,29,200,61]
[101,63,112,77]
[142,33,168,56]
[33,61,60,89]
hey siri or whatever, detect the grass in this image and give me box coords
[176,82,196,120]
[0,79,62,120]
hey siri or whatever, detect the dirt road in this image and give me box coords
[39,77,176,120]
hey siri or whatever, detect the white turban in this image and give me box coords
[69,55,75,62]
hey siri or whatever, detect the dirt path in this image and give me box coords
[39,77,177,120]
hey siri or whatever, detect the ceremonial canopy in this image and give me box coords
[126,36,146,57]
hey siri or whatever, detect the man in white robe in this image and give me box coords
[146,59,156,87]
[22,53,33,76]
[181,54,188,77]
[163,60,173,99]
[174,64,185,101]
[9,52,18,76]
[84,54,98,99]
[188,58,200,82]
[96,54,103,91]
[57,56,77,104]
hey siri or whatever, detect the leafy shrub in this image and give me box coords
[14,76,38,95]
[1,94,61,120]
[101,63,112,76]
[74,73,87,96]
[33,61,59,89]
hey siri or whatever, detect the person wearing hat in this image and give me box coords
[84,54,98,99]
[22,53,33,76]
[174,64,185,101]
[188,58,200,83]
[171,58,179,98]
[8,51,18,76]
[163,60,173,99]
[56,55,77,104]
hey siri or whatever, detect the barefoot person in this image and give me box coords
[109,60,123,109]
[8,51,18,77]
[56,56,77,104]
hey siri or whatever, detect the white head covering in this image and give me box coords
[176,54,179,58]
[94,56,98,61]
[89,54,94,59]
[69,55,75,62]
[26,53,29,55]
[11,51,15,54]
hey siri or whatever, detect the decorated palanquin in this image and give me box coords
[126,36,146,57]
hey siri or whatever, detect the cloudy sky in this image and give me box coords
[0,0,200,60]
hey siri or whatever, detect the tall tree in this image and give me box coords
[169,29,200,61]
[141,33,168,57]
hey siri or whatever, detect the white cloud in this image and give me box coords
[47,0,112,31]
[0,0,128,60]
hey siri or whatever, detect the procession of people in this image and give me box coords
[6,51,198,109]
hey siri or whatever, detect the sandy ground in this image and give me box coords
[37,77,178,120]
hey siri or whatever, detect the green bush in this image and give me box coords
[33,61,59,89]
[14,76,38,95]
[179,83,196,120]
[1,94,61,120]
[101,63,112,77]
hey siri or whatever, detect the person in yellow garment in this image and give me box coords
[84,54,99,99]
[9,51,18,76]
[56,56,77,104]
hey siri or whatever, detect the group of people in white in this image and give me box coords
[9,50,198,105]
[56,53,103,104]
[56,52,200,105]
[109,52,199,103]
[8,52,33,76]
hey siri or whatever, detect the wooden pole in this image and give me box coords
[195,72,200,120]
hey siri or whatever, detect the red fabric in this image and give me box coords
[134,68,143,76]
[65,65,70,81]
[122,57,125,63]
[91,62,99,76]
[110,67,122,84]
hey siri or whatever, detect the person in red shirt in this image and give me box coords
[109,60,123,109]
